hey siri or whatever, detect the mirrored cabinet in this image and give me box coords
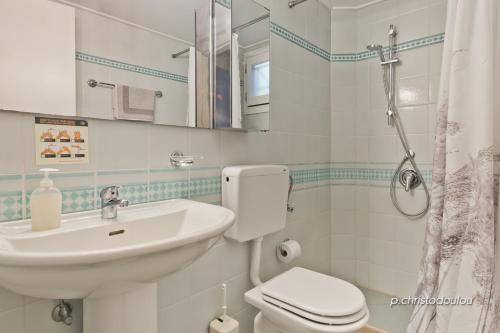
[0,0,271,131]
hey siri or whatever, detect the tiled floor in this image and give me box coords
[361,288,412,333]
[357,326,387,333]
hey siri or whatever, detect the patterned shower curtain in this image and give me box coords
[407,0,500,332]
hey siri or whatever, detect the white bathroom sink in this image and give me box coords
[0,199,234,299]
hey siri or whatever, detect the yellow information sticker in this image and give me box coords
[35,117,89,165]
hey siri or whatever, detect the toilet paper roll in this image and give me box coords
[277,239,301,263]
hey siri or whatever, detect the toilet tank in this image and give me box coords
[222,165,289,242]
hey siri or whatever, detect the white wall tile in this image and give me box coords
[0,112,25,173]
[429,2,447,35]
[157,269,190,309]
[158,299,191,333]
[0,308,24,333]
[397,75,429,107]
[397,8,429,42]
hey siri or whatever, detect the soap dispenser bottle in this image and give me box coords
[30,168,62,231]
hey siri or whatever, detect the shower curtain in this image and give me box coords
[407,0,500,332]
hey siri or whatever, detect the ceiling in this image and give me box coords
[64,0,269,46]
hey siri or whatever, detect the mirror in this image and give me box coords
[0,0,270,131]
[232,0,270,131]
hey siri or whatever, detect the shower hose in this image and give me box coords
[380,61,431,218]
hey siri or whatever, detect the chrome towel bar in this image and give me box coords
[87,79,163,98]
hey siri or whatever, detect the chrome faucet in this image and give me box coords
[100,186,129,219]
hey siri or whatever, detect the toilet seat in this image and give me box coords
[245,267,369,333]
[261,294,368,325]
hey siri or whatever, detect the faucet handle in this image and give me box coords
[100,186,120,201]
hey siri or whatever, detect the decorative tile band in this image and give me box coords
[0,163,433,222]
[76,52,188,84]
[270,23,331,61]
[26,187,95,218]
[0,191,23,222]
[270,21,444,62]
[61,187,95,214]
[331,33,445,62]
[331,167,432,184]
[189,176,221,198]
[149,179,189,202]
[78,24,443,86]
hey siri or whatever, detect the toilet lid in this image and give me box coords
[261,267,366,318]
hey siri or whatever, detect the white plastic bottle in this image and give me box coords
[30,168,62,231]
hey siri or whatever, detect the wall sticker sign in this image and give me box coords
[35,117,89,165]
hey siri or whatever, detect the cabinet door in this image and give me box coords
[0,0,76,116]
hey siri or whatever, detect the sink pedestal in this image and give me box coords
[83,283,157,333]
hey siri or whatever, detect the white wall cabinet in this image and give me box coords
[0,0,76,116]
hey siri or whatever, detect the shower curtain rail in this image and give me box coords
[288,0,308,8]
[233,13,270,32]
[172,13,270,58]
[172,48,190,59]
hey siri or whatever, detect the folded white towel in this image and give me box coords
[113,85,155,122]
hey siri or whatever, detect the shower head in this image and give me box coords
[366,44,385,62]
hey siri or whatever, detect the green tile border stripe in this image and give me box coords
[0,164,434,221]
[270,21,443,62]
[270,23,331,61]
[331,167,432,183]
[26,171,94,180]
[331,33,445,62]
[76,52,188,84]
[0,175,22,181]
[78,25,443,81]
[0,191,23,222]
[97,169,148,176]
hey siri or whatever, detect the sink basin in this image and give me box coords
[0,199,235,299]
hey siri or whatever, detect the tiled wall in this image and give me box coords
[0,0,332,332]
[330,0,446,298]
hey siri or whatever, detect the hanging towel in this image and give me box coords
[231,33,242,128]
[186,47,196,127]
[113,85,155,122]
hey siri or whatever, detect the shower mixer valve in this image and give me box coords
[399,169,421,192]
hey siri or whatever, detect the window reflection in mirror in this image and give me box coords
[232,0,270,131]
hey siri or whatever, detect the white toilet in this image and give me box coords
[222,165,369,333]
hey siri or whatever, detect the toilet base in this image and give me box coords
[254,312,287,333]
[253,311,365,333]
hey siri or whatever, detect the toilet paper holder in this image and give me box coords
[276,239,302,263]
[278,238,291,257]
